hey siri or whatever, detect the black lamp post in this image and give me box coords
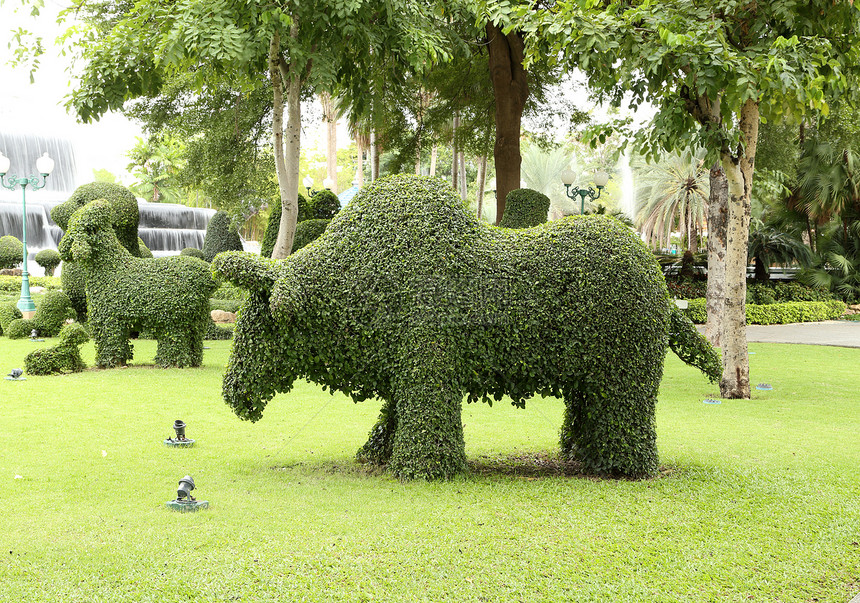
[560,169,610,215]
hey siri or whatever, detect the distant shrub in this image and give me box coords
[310,190,341,220]
[498,188,550,229]
[0,236,23,270]
[666,279,707,300]
[203,211,243,262]
[211,283,247,301]
[0,301,22,335]
[209,299,242,313]
[35,249,62,276]
[205,319,234,340]
[292,219,330,253]
[181,247,206,260]
[5,318,31,339]
[25,322,90,375]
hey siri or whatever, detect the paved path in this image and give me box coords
[745,320,860,348]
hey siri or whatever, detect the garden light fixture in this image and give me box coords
[0,152,54,317]
[164,419,195,447]
[166,475,209,511]
[560,169,609,215]
[6,368,24,381]
[303,175,315,197]
[323,177,334,190]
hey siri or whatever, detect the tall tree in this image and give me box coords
[514,0,860,398]
[56,0,453,258]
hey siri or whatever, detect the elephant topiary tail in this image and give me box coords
[668,305,721,383]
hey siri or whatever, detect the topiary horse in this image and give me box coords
[58,200,216,368]
[213,175,720,480]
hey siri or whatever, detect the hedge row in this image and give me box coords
[0,275,62,293]
[667,280,831,303]
[683,298,846,324]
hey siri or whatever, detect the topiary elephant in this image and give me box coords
[213,175,720,480]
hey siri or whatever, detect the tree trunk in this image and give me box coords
[486,22,528,225]
[718,99,758,399]
[705,162,728,347]
[459,151,467,201]
[320,91,338,194]
[430,145,437,176]
[271,26,300,259]
[356,141,364,186]
[452,113,460,190]
[370,130,379,181]
[476,155,487,220]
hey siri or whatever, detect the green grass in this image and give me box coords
[0,337,858,602]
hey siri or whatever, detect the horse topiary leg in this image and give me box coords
[92,321,133,367]
[356,398,398,466]
[561,383,658,478]
[387,341,465,480]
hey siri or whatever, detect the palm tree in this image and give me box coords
[747,219,813,281]
[797,139,860,244]
[800,220,860,303]
[635,148,709,252]
[520,141,571,213]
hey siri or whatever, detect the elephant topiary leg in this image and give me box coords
[356,398,398,466]
[561,384,658,478]
[387,342,466,480]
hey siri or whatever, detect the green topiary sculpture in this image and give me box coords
[52,182,143,321]
[0,301,22,335]
[213,175,720,480]
[202,211,243,263]
[309,189,341,220]
[4,290,77,338]
[0,235,23,270]
[35,249,62,277]
[180,247,206,260]
[498,188,551,229]
[58,200,217,368]
[25,322,90,375]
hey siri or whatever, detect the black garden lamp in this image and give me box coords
[164,419,195,447]
[173,420,187,440]
[560,168,610,215]
[166,475,209,511]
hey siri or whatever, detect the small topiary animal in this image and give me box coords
[214,175,720,480]
[0,235,23,270]
[498,188,551,229]
[202,211,243,263]
[52,182,142,320]
[35,249,62,277]
[25,322,90,375]
[58,200,217,368]
[4,290,77,338]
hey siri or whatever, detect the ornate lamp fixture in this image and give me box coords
[560,169,610,215]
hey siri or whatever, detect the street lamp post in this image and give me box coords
[560,169,610,215]
[0,152,55,317]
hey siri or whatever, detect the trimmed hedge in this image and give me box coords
[205,319,234,340]
[0,276,61,292]
[292,219,330,253]
[0,236,23,270]
[498,188,550,229]
[35,249,62,276]
[683,298,846,324]
[5,318,31,339]
[181,247,206,260]
[214,174,719,480]
[138,238,154,258]
[202,211,243,262]
[58,200,217,368]
[211,283,247,301]
[209,299,242,313]
[25,322,90,375]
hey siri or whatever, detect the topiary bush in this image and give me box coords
[498,188,550,229]
[202,211,243,263]
[181,247,206,260]
[292,219,330,253]
[58,200,217,368]
[53,182,142,321]
[24,322,90,375]
[260,195,313,258]
[0,301,22,335]
[205,319,234,340]
[5,318,31,339]
[309,189,341,220]
[213,174,719,480]
[0,235,23,270]
[35,249,62,277]
[31,290,77,336]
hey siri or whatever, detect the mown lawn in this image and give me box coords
[0,337,857,602]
